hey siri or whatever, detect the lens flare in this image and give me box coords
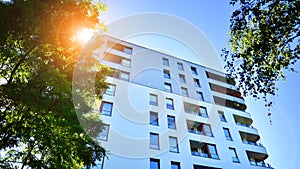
[77,28,94,43]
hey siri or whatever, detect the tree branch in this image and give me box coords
[7,46,37,85]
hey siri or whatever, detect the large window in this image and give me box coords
[194,78,201,87]
[150,94,158,106]
[103,52,131,67]
[229,147,240,163]
[163,69,171,79]
[105,84,116,96]
[177,62,184,71]
[223,128,233,141]
[150,133,159,149]
[163,58,169,66]
[181,87,188,97]
[150,112,159,126]
[187,120,213,137]
[150,158,160,169]
[97,124,109,141]
[100,102,113,116]
[164,82,172,93]
[166,98,174,110]
[179,74,186,83]
[191,66,198,75]
[169,137,179,153]
[171,161,181,169]
[167,115,176,129]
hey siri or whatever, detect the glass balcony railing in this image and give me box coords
[236,123,257,129]
[250,161,274,168]
[243,140,265,148]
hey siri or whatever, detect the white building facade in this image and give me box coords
[92,36,273,169]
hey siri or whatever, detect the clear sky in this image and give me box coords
[101,1,300,169]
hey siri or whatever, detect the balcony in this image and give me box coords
[184,102,208,118]
[206,71,236,86]
[233,114,256,128]
[246,151,272,168]
[209,83,243,100]
[190,140,219,160]
[213,96,247,111]
[187,120,213,137]
[240,131,260,143]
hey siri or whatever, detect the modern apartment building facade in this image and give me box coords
[91,35,273,169]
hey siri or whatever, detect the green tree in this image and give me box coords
[0,0,110,168]
[223,0,299,106]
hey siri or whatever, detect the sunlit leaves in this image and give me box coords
[223,0,300,106]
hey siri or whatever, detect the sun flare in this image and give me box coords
[77,28,94,43]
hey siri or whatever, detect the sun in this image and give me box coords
[77,28,94,43]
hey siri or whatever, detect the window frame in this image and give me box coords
[100,101,113,116]
[163,69,171,79]
[150,158,160,169]
[163,58,169,66]
[181,87,188,97]
[169,136,179,153]
[191,66,198,75]
[196,91,204,101]
[167,115,176,129]
[97,124,110,141]
[199,106,208,118]
[229,147,240,163]
[218,111,227,122]
[223,127,233,141]
[166,98,174,110]
[150,132,160,150]
[164,82,172,93]
[193,78,201,87]
[179,74,186,83]
[149,94,158,106]
[150,111,159,126]
[177,62,184,71]
[105,84,116,96]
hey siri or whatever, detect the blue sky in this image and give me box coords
[101,1,300,168]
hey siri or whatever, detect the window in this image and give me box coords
[150,133,159,149]
[167,115,176,129]
[200,106,208,118]
[179,74,186,83]
[164,82,172,93]
[171,161,181,169]
[163,58,169,66]
[191,66,198,75]
[166,98,174,110]
[150,112,159,126]
[223,128,233,141]
[202,124,213,137]
[120,71,130,81]
[150,94,158,106]
[169,137,179,153]
[97,124,109,141]
[196,91,204,101]
[229,147,240,163]
[105,84,116,96]
[123,46,133,55]
[218,111,227,122]
[207,144,219,159]
[100,102,113,116]
[109,69,130,81]
[163,69,171,79]
[177,62,184,71]
[150,158,160,169]
[181,87,188,97]
[194,78,201,87]
[121,58,131,67]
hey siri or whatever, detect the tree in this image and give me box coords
[223,0,299,106]
[0,0,110,168]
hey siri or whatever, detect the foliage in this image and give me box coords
[223,0,300,105]
[0,0,110,168]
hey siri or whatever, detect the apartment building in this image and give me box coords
[89,35,273,169]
